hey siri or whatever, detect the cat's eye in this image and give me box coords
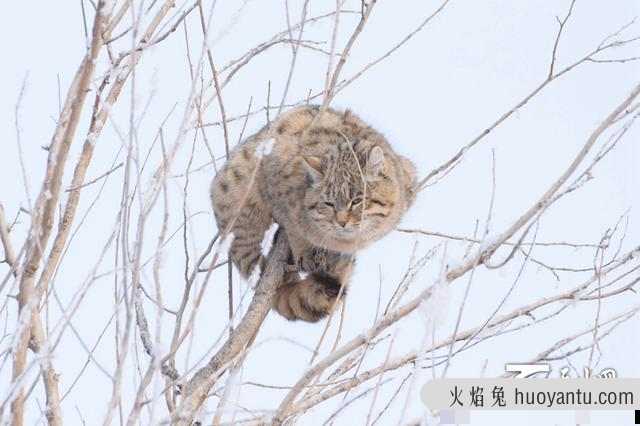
[351,197,363,205]
[324,201,334,208]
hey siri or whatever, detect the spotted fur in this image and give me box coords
[210,106,416,322]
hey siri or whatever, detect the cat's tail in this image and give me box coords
[273,272,346,322]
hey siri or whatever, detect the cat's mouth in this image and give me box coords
[332,223,367,239]
[304,223,369,252]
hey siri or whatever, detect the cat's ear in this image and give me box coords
[366,146,385,178]
[302,156,323,180]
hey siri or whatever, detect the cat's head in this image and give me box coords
[300,138,408,252]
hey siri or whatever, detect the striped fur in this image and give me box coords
[211,106,416,322]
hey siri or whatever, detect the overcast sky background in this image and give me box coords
[1,0,639,424]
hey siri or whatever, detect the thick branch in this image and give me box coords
[11,2,107,424]
[173,231,289,425]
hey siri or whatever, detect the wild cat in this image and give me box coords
[211,106,416,322]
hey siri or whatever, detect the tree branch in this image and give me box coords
[173,230,289,425]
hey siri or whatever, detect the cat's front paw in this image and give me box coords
[283,263,300,273]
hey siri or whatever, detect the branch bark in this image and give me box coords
[10,2,108,424]
[173,230,289,425]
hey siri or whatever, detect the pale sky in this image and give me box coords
[1,1,639,425]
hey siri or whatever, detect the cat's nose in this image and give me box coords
[335,211,349,227]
